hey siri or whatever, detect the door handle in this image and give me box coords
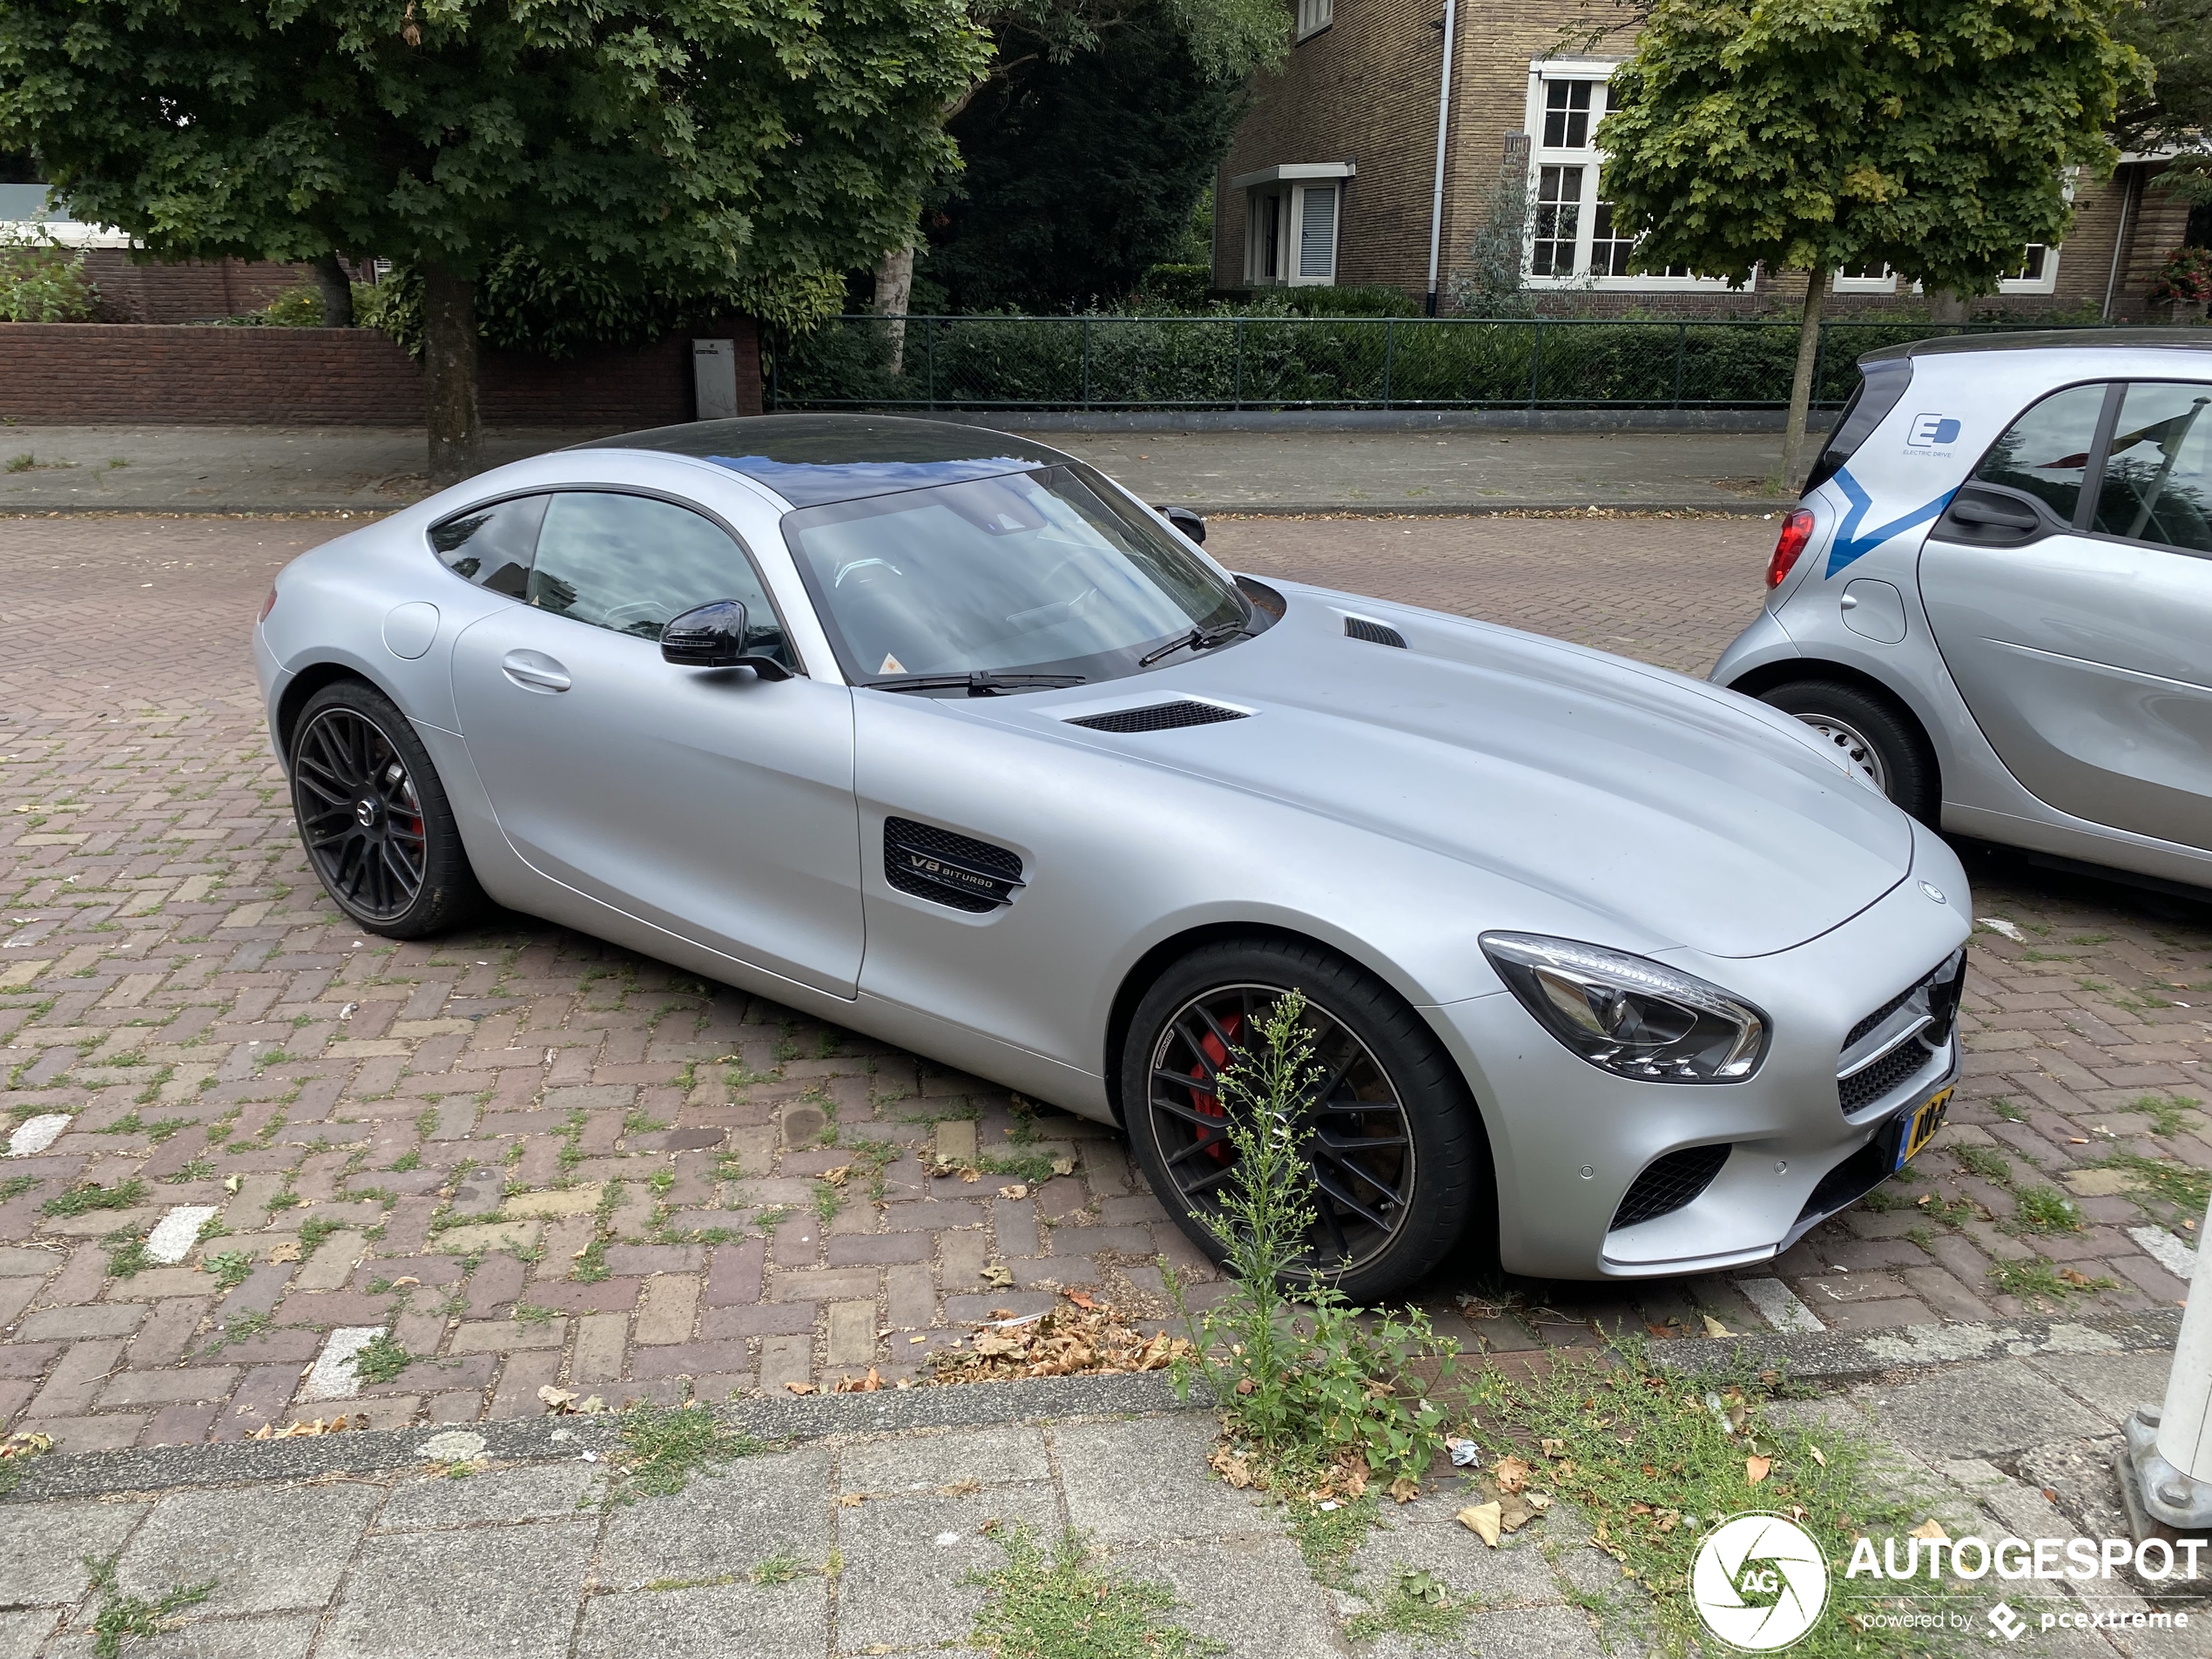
[501,649,571,692]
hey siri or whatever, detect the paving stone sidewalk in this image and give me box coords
[0,514,2207,1454]
[0,1338,2199,1659]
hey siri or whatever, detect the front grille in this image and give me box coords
[1066,700,1247,733]
[1838,1040,1938,1114]
[1345,617,1406,649]
[883,818,1024,913]
[1611,1143,1730,1230]
[1845,981,1919,1049]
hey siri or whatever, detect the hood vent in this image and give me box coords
[1066,700,1248,734]
[1345,617,1406,649]
[884,817,1024,912]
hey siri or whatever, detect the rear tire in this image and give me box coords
[287,679,485,938]
[1120,937,1489,1302]
[1757,678,1939,824]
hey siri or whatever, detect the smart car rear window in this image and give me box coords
[1804,356,1912,493]
[1972,382,2111,524]
[429,494,547,598]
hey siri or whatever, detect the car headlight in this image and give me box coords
[1479,933,1768,1082]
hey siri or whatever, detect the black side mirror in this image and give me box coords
[661,600,792,679]
[1159,504,1206,545]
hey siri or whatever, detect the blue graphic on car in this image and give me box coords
[1823,469,1958,578]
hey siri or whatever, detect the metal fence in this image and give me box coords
[766,314,2120,414]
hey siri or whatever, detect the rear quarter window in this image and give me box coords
[1804,356,1914,493]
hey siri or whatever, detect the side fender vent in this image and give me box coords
[1344,617,1406,649]
[1065,700,1248,734]
[884,817,1024,912]
[1610,1143,1730,1231]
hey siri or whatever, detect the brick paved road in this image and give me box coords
[2,512,2207,1451]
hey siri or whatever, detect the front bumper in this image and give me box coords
[1429,819,1972,1279]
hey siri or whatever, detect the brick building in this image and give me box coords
[1211,0,2204,319]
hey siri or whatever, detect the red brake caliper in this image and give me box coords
[1186,1011,1243,1164]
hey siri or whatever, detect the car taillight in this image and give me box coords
[260,587,279,623]
[1766,509,1816,589]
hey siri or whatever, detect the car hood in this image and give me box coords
[1017,584,1914,959]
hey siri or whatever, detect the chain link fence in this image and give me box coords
[767,314,2111,413]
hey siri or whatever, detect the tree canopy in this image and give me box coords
[0,0,988,475]
[923,2,1245,313]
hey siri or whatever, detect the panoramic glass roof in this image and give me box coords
[579,415,1064,507]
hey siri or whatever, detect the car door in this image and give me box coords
[445,489,865,995]
[1918,378,2212,852]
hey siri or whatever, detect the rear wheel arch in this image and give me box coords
[275,662,386,761]
[1727,660,1942,821]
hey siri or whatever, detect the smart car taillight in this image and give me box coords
[1766,509,1815,589]
[260,586,279,623]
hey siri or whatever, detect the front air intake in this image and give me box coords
[1344,617,1406,648]
[1065,701,1248,734]
[1611,1143,1730,1230]
[883,818,1024,912]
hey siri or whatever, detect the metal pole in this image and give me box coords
[2123,1187,2211,1533]
[1528,319,1542,408]
[1383,318,1396,408]
[1234,318,1245,409]
[1082,317,1092,408]
[2102,163,2139,323]
[1670,322,1686,408]
[1424,0,1457,317]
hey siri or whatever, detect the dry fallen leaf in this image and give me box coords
[1064,1290,1098,1311]
[1746,1455,1772,1485]
[1540,1437,1567,1458]
[391,1275,420,1287]
[996,1184,1028,1199]
[1526,1492,1554,1512]
[266,1240,301,1264]
[785,1380,817,1395]
[833,1367,885,1393]
[1388,1475,1420,1504]
[1910,1519,1949,1541]
[838,1493,866,1508]
[979,1263,1015,1288]
[1701,1314,1733,1339]
[1494,1453,1534,1494]
[939,1478,981,1496]
[1049,1157,1075,1177]
[1458,1502,1503,1547]
[820,1164,852,1187]
[537,1385,578,1414]
[1810,1446,1827,1469]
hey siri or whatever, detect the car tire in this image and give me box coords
[287,678,486,938]
[1121,936,1489,1302]
[1757,678,1939,824]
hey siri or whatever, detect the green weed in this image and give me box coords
[2008,1184,2083,1234]
[599,1401,761,1507]
[965,1525,1222,1659]
[349,1332,414,1385]
[204,1251,254,1291]
[84,1553,214,1659]
[1344,1565,1468,1644]
[41,1178,146,1217]
[1989,1257,2114,1304]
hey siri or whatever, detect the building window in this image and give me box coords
[1522,61,1734,291]
[1234,165,1351,286]
[1296,0,1331,41]
[1832,245,2062,297]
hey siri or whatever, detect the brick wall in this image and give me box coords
[81,253,311,325]
[0,320,762,427]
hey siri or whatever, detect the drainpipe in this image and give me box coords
[2102,162,2138,323]
[1424,0,1457,317]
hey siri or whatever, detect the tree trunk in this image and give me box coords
[1926,289,1969,325]
[421,264,482,490]
[311,253,354,327]
[1783,266,1831,498]
[873,241,915,376]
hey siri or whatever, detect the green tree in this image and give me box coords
[1596,0,2144,487]
[2113,0,2212,210]
[923,3,1247,314]
[0,1,986,483]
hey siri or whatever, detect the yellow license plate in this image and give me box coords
[1893,1087,1952,1171]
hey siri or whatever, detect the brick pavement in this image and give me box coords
[1,512,2207,1453]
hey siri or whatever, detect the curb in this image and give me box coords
[3,1310,2178,1504]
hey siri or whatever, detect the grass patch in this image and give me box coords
[41,1178,146,1217]
[966,1524,1223,1659]
[349,1332,414,1385]
[512,1302,558,1327]
[1989,1098,2027,1123]
[203,1250,254,1291]
[1953,1144,2012,1184]
[2133,1093,2202,1138]
[599,1401,761,1507]
[84,1552,214,1659]
[2091,1151,2211,1226]
[199,1308,274,1354]
[1285,1493,1379,1588]
[1498,1347,1960,1658]
[101,1231,152,1278]
[1343,1565,1468,1645]
[0,1174,37,1202]
[2007,1184,2083,1234]
[297,1216,342,1258]
[1989,1257,2114,1304]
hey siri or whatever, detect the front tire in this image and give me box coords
[1120,937,1488,1302]
[288,679,485,937]
[1757,678,1938,824]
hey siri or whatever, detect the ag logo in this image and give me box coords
[1689,1514,1831,1651]
[1907,413,1962,448]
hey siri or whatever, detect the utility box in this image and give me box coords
[692,339,739,421]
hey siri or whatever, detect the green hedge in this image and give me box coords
[768,314,2092,410]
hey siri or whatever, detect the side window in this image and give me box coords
[428,494,547,598]
[529,492,792,664]
[1972,382,2111,524]
[2090,381,2212,554]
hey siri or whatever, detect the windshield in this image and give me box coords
[781,464,1248,690]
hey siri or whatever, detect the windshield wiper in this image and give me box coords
[1136,623,1248,668]
[867,671,1088,696]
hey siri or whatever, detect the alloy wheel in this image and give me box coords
[1793,712,1889,794]
[292,706,428,923]
[1145,982,1415,1276]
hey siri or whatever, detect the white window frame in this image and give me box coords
[1232,163,1352,287]
[1295,0,1331,42]
[1833,172,2070,296]
[1522,60,1740,292]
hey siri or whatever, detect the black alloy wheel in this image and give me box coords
[1123,938,1487,1300]
[288,680,483,936]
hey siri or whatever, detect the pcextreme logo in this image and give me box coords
[1691,1513,1831,1651]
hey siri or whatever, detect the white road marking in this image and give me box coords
[1737,1276,1825,1333]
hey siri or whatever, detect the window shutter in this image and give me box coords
[1298,185,1337,281]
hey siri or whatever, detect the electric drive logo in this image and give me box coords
[1907,413,1962,447]
[1690,1514,1831,1650]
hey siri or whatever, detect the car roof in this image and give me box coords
[572,414,1071,509]
[1860,327,2212,365]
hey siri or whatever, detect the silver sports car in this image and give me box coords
[257,415,1971,1295]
